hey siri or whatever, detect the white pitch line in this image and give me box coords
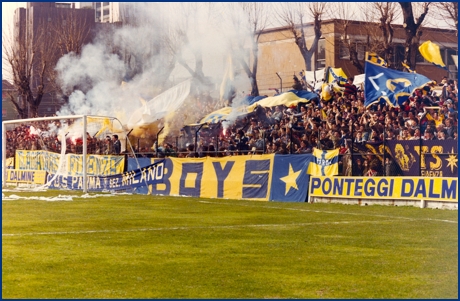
[197,201,458,224]
[2,220,394,237]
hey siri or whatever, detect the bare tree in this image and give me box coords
[51,9,94,56]
[276,3,327,71]
[2,22,55,118]
[228,2,269,96]
[399,2,431,69]
[331,3,364,73]
[48,8,95,99]
[433,2,458,36]
[374,3,399,65]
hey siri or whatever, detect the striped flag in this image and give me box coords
[365,52,388,67]
[401,62,416,73]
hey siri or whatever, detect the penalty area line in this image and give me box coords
[3,220,393,237]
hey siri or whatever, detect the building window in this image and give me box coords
[393,44,403,65]
[446,48,458,79]
[339,42,349,59]
[357,44,365,60]
[56,3,70,9]
[317,39,326,69]
[339,41,366,61]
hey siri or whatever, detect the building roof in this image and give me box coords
[2,80,15,91]
[259,18,457,36]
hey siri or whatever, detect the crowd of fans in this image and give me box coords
[4,119,123,158]
[171,75,458,176]
[5,75,458,177]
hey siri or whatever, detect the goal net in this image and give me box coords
[2,115,134,192]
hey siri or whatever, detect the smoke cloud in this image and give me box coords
[55,3,254,139]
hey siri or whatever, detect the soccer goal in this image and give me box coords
[2,114,137,193]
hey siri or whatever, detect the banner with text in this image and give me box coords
[309,176,458,202]
[386,140,458,177]
[351,140,458,177]
[149,155,275,201]
[129,154,316,202]
[46,160,164,191]
[15,150,125,176]
[6,169,47,184]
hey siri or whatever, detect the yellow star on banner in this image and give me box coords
[280,163,301,195]
[445,148,458,173]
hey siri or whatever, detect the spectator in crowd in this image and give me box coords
[112,135,121,155]
[337,77,358,98]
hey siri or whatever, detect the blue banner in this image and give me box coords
[270,155,312,202]
[46,160,165,191]
[364,62,432,108]
[127,155,315,202]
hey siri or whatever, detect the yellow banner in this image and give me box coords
[15,150,124,176]
[149,155,274,201]
[15,150,60,173]
[67,154,125,176]
[6,169,47,184]
[309,177,458,202]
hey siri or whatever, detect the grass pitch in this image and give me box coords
[2,189,458,299]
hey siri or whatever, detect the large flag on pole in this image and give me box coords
[418,41,447,70]
[364,62,432,108]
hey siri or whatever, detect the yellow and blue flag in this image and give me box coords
[307,148,339,176]
[364,62,432,108]
[365,52,388,67]
[199,107,234,124]
[246,92,312,112]
[418,41,447,70]
[401,62,416,73]
[326,67,348,84]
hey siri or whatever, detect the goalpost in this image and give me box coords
[2,114,137,193]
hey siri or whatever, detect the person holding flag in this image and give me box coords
[363,54,433,108]
[336,77,358,98]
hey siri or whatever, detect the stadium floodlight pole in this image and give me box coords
[276,72,282,93]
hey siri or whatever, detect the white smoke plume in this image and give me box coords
[54,3,259,138]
